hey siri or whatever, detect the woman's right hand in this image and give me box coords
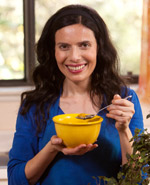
[50,135,98,155]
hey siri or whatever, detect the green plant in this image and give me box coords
[97,115,150,185]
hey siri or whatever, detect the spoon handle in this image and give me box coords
[97,95,132,114]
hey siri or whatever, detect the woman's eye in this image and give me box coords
[59,44,70,50]
[80,42,90,49]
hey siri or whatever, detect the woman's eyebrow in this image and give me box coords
[57,42,68,44]
[56,40,91,45]
[77,40,91,44]
[78,40,90,43]
[56,42,70,45]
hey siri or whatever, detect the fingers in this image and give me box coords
[107,107,134,119]
[106,111,132,123]
[62,144,87,155]
[112,94,133,107]
[107,104,134,114]
[50,136,98,156]
[51,135,63,145]
[50,135,66,153]
[113,94,121,100]
[62,143,98,155]
[106,94,135,123]
[108,94,134,113]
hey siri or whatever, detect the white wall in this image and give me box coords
[0,87,34,131]
[0,87,33,152]
[0,94,19,131]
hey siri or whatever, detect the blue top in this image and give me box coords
[7,88,144,185]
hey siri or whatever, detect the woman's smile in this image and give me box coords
[66,64,87,73]
[55,24,97,83]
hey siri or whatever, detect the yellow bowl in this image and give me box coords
[53,113,103,148]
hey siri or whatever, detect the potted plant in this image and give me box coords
[97,113,150,185]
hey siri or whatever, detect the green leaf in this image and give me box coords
[139,158,144,163]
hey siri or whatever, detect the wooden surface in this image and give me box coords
[139,0,150,103]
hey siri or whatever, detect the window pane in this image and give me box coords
[35,0,142,76]
[0,0,24,80]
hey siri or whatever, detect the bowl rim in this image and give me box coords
[52,113,103,126]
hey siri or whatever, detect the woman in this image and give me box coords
[7,4,144,185]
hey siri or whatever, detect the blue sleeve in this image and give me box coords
[7,106,40,185]
[127,89,147,184]
[127,89,144,136]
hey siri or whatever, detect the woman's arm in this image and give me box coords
[117,128,133,164]
[25,136,98,185]
[24,139,58,185]
[106,94,135,165]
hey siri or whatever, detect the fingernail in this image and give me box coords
[57,138,62,143]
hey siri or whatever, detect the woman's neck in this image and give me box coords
[62,78,91,98]
[60,78,101,114]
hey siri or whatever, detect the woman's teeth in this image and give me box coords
[67,64,85,71]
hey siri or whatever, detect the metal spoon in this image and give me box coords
[76,95,132,120]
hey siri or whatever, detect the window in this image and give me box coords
[0,0,24,80]
[0,0,35,86]
[0,0,142,86]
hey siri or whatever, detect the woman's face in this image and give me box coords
[55,24,97,83]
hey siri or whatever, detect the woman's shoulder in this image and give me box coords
[16,103,38,134]
[121,86,138,98]
[18,100,38,119]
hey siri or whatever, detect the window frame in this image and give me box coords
[0,0,139,86]
[0,0,35,86]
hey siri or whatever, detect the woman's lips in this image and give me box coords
[66,64,86,73]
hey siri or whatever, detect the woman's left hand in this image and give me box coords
[106,94,135,132]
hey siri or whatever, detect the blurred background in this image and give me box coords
[0,0,143,79]
[0,0,150,184]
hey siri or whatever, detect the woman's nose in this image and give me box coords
[69,47,81,62]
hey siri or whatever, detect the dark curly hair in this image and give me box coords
[21,4,127,133]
